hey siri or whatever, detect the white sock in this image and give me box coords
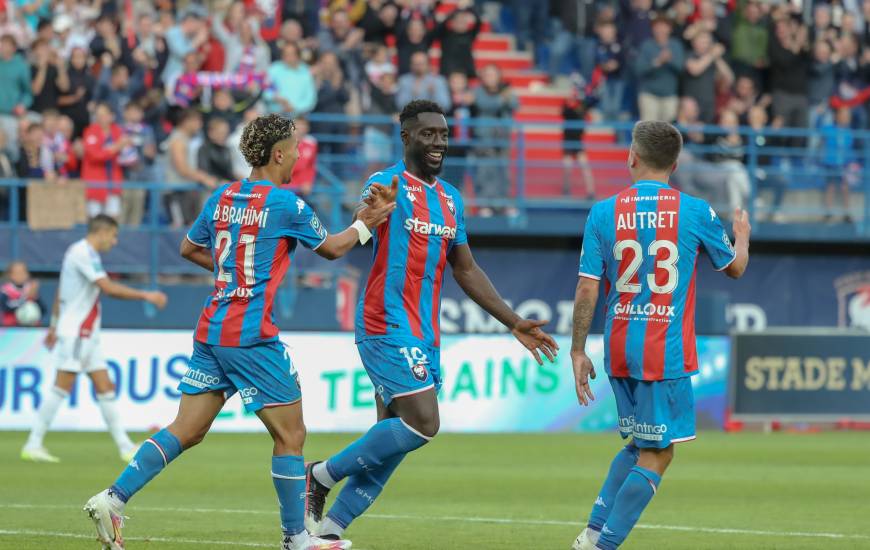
[96,392,134,451]
[312,462,337,489]
[319,517,344,538]
[26,386,69,449]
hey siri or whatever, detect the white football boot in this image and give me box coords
[20,446,60,463]
[281,533,352,550]
[84,489,127,550]
[572,527,601,550]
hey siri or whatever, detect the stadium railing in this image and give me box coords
[2,114,870,281]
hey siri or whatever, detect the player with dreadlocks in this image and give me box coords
[84,114,397,550]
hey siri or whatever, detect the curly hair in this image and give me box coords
[399,99,444,127]
[239,114,296,168]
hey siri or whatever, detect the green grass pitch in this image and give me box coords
[0,431,868,549]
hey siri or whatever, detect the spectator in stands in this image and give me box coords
[730,0,768,83]
[746,105,787,223]
[396,17,432,75]
[635,16,685,122]
[164,109,215,227]
[59,46,95,138]
[725,75,770,125]
[397,52,450,110]
[266,42,317,115]
[595,19,625,122]
[288,116,317,197]
[82,102,129,219]
[0,34,32,159]
[561,75,595,200]
[133,11,167,64]
[769,14,810,139]
[0,129,12,219]
[16,121,54,181]
[620,0,654,57]
[682,31,733,124]
[56,115,80,178]
[709,110,750,213]
[673,98,724,207]
[229,105,261,180]
[118,101,156,226]
[443,71,475,189]
[362,63,398,169]
[365,44,395,82]
[197,116,235,184]
[318,9,365,85]
[90,14,132,71]
[812,5,837,45]
[435,1,481,78]
[212,11,270,75]
[0,8,34,49]
[821,107,860,223]
[94,63,132,120]
[684,0,732,50]
[271,19,316,64]
[1,261,41,327]
[513,0,549,66]
[471,63,517,217]
[163,6,209,88]
[810,39,836,131]
[42,109,67,182]
[833,33,869,127]
[548,0,597,79]
[312,51,352,155]
[357,0,399,45]
[30,38,69,115]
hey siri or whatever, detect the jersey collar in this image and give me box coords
[399,160,437,189]
[632,179,670,188]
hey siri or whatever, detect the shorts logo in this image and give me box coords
[240,387,259,405]
[411,362,429,382]
[181,368,221,389]
[620,415,668,441]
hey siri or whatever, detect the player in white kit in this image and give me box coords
[21,215,168,463]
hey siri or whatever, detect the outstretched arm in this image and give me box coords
[95,278,167,308]
[448,243,558,364]
[570,276,600,406]
[316,178,398,260]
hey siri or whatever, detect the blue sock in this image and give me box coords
[326,452,406,530]
[325,418,429,483]
[588,443,639,531]
[597,466,662,550]
[272,455,306,536]
[110,429,182,503]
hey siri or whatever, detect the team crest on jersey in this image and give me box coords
[445,196,456,216]
[410,362,429,382]
[834,271,870,330]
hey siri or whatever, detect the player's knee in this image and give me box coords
[272,423,306,455]
[169,422,210,449]
[411,415,440,439]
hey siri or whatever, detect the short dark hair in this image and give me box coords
[88,214,118,234]
[399,100,444,127]
[176,108,201,126]
[631,121,682,171]
[239,113,296,167]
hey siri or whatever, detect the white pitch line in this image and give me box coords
[0,528,274,548]
[1,503,868,542]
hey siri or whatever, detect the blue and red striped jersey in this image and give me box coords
[579,180,736,380]
[354,161,467,348]
[187,179,327,347]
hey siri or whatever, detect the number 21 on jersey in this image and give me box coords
[215,230,256,285]
[613,239,678,294]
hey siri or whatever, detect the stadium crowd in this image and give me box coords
[0,0,865,225]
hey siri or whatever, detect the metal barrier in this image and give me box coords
[1,114,869,281]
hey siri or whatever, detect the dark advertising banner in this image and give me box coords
[730,331,870,420]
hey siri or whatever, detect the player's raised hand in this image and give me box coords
[571,350,596,406]
[145,290,168,309]
[732,208,751,242]
[510,318,559,365]
[359,176,399,228]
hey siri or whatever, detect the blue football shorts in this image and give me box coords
[357,336,442,406]
[179,339,301,412]
[609,375,696,449]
